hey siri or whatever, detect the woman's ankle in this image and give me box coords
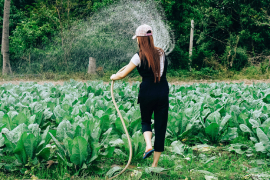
[145,146,153,151]
[151,163,158,167]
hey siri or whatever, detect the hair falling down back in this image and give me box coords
[137,35,164,83]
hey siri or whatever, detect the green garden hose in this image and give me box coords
[108,65,132,179]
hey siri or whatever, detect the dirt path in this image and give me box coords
[0,79,270,86]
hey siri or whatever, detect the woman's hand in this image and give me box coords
[110,74,117,80]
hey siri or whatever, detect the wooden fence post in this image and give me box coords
[88,57,96,74]
[189,20,194,71]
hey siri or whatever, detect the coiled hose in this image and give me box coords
[108,65,132,179]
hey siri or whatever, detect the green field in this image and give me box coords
[0,80,269,180]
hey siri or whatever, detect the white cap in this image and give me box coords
[132,24,153,39]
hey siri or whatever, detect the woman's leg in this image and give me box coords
[152,91,169,166]
[143,131,153,151]
[152,151,162,167]
[139,97,155,152]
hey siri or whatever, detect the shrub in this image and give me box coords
[244,66,259,76]
[233,47,249,71]
[221,47,249,71]
[168,46,190,70]
[260,61,269,74]
[200,67,219,76]
[202,54,221,70]
[191,43,215,70]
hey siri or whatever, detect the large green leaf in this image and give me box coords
[13,113,28,126]
[249,119,260,128]
[237,111,249,125]
[49,132,66,158]
[83,120,101,142]
[63,137,74,156]
[206,111,221,125]
[56,120,73,141]
[88,142,100,163]
[106,166,122,178]
[261,119,270,138]
[145,167,167,174]
[255,142,266,153]
[2,133,15,153]
[130,118,141,136]
[24,134,37,159]
[100,146,115,158]
[121,134,133,159]
[171,141,185,155]
[36,147,50,160]
[70,136,88,167]
[13,132,28,164]
[100,115,110,133]
[74,125,84,138]
[131,131,144,157]
[115,117,128,135]
[167,112,181,138]
[43,108,53,120]
[37,127,54,152]
[240,124,252,133]
[35,111,44,126]
[221,128,238,141]
[256,128,270,145]
[2,114,12,130]
[205,123,219,143]
[263,94,270,104]
[219,115,231,131]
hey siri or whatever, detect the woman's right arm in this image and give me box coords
[110,54,139,80]
[110,61,137,80]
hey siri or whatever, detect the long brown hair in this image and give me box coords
[137,34,164,83]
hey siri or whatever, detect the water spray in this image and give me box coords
[60,0,175,72]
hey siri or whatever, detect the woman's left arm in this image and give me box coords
[110,61,137,80]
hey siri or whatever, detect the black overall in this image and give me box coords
[136,52,169,152]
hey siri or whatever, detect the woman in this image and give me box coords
[110,24,169,168]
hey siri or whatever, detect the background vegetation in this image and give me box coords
[1,0,270,79]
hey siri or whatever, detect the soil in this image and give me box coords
[0,79,270,86]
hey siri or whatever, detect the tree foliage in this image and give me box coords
[1,0,270,73]
[159,0,270,70]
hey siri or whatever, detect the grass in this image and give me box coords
[0,65,270,83]
[0,143,269,180]
[166,65,270,82]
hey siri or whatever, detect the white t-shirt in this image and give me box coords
[131,52,165,76]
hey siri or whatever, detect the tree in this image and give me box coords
[1,0,12,75]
